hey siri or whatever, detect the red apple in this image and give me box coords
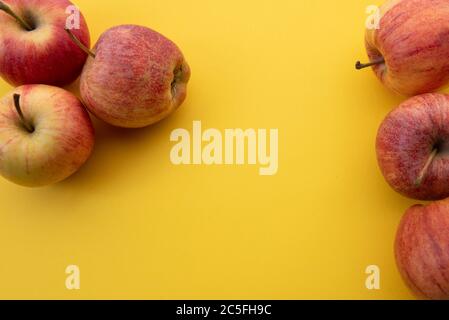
[376,93,449,200]
[0,85,94,187]
[77,24,190,128]
[0,0,90,86]
[395,199,449,300]
[356,0,449,96]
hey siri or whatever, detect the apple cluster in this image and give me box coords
[357,0,449,300]
[0,0,190,187]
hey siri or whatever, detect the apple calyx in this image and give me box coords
[0,1,33,31]
[355,58,385,70]
[65,28,96,58]
[13,94,34,133]
[171,65,184,97]
[415,148,438,187]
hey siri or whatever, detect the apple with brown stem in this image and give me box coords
[66,24,191,128]
[0,85,94,187]
[376,93,449,200]
[0,0,90,86]
[355,0,449,96]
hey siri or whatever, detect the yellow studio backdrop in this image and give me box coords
[0,0,418,299]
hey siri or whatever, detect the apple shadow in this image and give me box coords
[45,74,193,194]
[52,110,184,191]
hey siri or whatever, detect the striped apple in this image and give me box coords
[0,0,90,86]
[395,199,449,300]
[0,85,95,187]
[356,0,449,96]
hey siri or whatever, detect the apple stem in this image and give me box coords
[65,28,96,58]
[355,58,385,70]
[415,148,438,187]
[13,94,34,133]
[0,1,33,31]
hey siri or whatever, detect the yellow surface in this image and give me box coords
[0,0,418,299]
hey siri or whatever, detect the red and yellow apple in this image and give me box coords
[0,0,90,86]
[78,24,191,128]
[0,85,94,187]
[395,199,449,300]
[356,0,449,96]
[376,93,449,200]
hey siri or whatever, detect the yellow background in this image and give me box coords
[0,0,417,299]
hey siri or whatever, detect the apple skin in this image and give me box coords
[395,199,449,300]
[80,24,191,128]
[0,0,90,86]
[364,0,449,96]
[376,93,449,201]
[0,85,94,187]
